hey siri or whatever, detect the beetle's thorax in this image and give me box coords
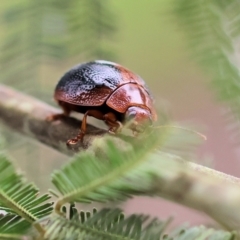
[125,106,152,133]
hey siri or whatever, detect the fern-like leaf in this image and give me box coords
[43,208,234,240]
[51,130,169,213]
[44,208,169,240]
[0,153,53,224]
[51,128,197,213]
[172,0,240,137]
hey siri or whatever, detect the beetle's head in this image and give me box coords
[125,106,153,133]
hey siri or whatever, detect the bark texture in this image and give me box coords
[0,84,112,155]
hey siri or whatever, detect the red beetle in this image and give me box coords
[48,60,157,145]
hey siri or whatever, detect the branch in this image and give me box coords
[148,152,240,232]
[0,84,111,156]
[1,84,240,232]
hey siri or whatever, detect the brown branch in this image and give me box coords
[0,84,239,184]
[0,84,113,156]
[2,84,240,233]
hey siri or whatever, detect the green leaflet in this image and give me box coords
[0,214,30,239]
[0,153,53,225]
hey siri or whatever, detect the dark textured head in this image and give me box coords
[125,106,153,133]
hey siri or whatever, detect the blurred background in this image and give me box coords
[0,0,239,227]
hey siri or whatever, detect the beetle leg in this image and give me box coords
[67,110,104,145]
[104,113,122,134]
[108,121,122,134]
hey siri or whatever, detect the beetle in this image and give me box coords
[48,60,157,145]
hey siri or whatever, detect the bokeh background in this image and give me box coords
[0,0,239,227]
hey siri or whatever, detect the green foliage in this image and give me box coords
[0,153,53,222]
[0,214,30,239]
[42,0,117,59]
[51,125,203,213]
[1,1,240,238]
[0,133,235,239]
[0,0,117,97]
[44,207,234,240]
[51,133,160,209]
[44,208,170,240]
[172,0,240,136]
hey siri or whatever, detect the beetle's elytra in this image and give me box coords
[48,60,157,145]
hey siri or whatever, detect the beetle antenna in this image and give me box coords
[151,125,207,140]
